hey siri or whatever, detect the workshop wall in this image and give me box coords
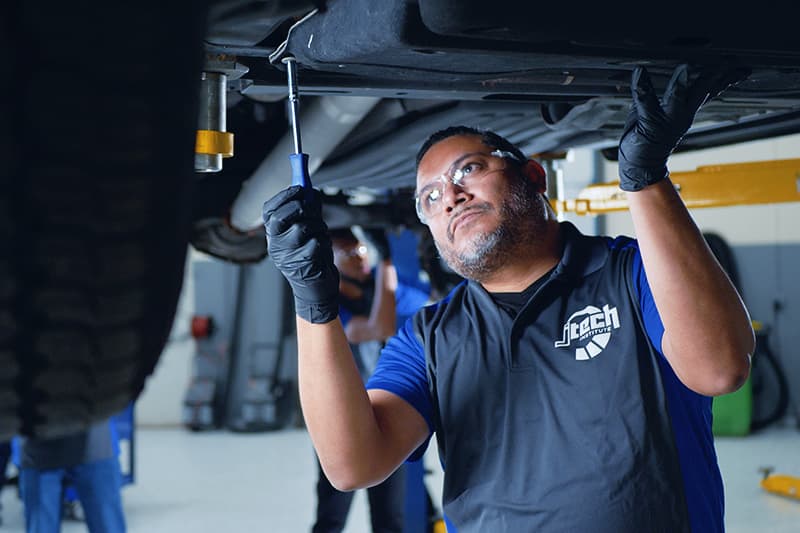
[602,133,800,423]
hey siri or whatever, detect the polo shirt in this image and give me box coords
[366,222,723,533]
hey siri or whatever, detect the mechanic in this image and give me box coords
[310,227,407,533]
[263,65,754,532]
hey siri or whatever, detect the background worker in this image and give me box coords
[17,418,126,533]
[263,65,754,532]
[311,227,406,533]
[0,440,10,525]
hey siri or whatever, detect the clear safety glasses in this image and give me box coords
[334,244,368,259]
[414,149,524,224]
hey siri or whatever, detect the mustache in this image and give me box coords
[447,203,492,242]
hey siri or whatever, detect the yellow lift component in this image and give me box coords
[760,467,800,501]
[551,158,800,215]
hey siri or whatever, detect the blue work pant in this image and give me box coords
[19,456,126,533]
[312,458,406,533]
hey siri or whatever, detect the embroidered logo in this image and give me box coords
[554,304,621,360]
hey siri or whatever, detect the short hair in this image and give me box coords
[328,228,359,247]
[415,126,527,171]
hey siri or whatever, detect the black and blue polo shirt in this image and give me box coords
[366,222,724,533]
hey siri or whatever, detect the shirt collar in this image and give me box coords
[550,221,609,282]
[464,220,608,299]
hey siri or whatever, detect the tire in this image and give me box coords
[1,2,208,438]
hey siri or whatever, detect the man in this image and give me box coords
[264,65,754,532]
[17,419,126,533]
[311,227,406,533]
[0,439,10,525]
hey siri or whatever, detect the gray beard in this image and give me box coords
[435,179,547,282]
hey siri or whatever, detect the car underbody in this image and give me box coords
[190,0,800,261]
[4,0,800,437]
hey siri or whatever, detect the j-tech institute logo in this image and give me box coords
[554,304,621,360]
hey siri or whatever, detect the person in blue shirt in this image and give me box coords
[264,65,754,532]
[16,419,126,533]
[310,227,406,533]
[0,440,10,525]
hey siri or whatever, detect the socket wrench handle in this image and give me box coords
[282,57,313,197]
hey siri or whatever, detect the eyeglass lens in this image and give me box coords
[415,150,518,222]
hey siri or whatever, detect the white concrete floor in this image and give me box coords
[1,424,799,532]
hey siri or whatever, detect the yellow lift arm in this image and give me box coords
[760,467,800,501]
[551,158,800,215]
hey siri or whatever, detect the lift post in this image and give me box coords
[551,158,800,215]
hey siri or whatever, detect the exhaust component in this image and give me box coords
[229,94,380,231]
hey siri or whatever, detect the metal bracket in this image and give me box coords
[203,53,250,80]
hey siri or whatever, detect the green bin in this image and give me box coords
[711,375,752,436]
[711,320,761,437]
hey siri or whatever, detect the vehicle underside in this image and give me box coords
[4,0,800,437]
[192,0,800,263]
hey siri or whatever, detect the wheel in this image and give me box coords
[0,2,209,438]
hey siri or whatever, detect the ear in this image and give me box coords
[523,160,547,194]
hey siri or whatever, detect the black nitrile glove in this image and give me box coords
[618,64,748,192]
[263,186,340,324]
[360,228,392,261]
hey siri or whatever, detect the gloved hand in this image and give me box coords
[618,64,748,191]
[263,186,340,324]
[360,227,391,261]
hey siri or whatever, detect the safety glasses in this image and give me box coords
[414,149,523,224]
[334,244,368,259]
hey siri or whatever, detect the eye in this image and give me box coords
[461,162,479,174]
[452,161,481,185]
[425,187,442,205]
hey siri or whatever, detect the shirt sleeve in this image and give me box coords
[625,241,721,533]
[629,242,665,352]
[338,305,352,329]
[366,316,434,460]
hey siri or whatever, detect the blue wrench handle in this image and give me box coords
[289,152,313,203]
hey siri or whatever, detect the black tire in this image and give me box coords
[1,2,209,438]
[750,330,790,432]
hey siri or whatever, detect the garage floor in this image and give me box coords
[0,423,798,532]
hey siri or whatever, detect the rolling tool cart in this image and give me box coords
[182,258,299,432]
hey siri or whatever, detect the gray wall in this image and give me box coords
[733,243,800,408]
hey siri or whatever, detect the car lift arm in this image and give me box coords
[551,158,800,215]
[760,467,800,501]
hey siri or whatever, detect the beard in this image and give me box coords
[435,177,548,282]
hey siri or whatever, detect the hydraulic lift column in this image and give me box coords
[194,54,248,173]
